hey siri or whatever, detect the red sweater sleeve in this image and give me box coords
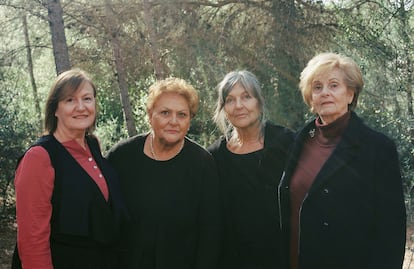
[15,146,54,269]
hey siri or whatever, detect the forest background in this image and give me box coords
[0,0,413,267]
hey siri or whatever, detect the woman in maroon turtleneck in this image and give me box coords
[278,52,406,269]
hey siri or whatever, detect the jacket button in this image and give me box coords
[323,222,329,226]
[323,188,329,194]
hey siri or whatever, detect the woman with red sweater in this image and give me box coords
[12,69,127,269]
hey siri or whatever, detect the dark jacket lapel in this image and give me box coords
[307,113,361,195]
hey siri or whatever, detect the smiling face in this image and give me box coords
[54,81,96,136]
[223,83,261,131]
[149,92,191,146]
[310,68,354,125]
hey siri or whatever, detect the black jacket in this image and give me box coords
[279,112,406,269]
[208,122,293,269]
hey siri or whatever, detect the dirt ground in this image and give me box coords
[0,216,16,269]
[1,218,414,269]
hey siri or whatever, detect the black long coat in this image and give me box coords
[279,112,406,269]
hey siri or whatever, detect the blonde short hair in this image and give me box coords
[146,77,199,117]
[299,52,364,113]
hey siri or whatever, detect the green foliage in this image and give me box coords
[0,0,413,217]
[0,67,39,215]
[95,116,128,155]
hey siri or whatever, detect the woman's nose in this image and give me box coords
[169,114,178,124]
[76,100,86,110]
[321,86,330,95]
[235,98,243,108]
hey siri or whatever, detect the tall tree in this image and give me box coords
[45,0,71,74]
[143,0,168,80]
[22,13,42,131]
[271,0,303,128]
[104,0,137,136]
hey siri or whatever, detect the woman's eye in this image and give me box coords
[312,85,322,92]
[178,112,188,118]
[242,94,252,100]
[161,110,169,115]
[225,98,234,104]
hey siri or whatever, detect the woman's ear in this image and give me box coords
[347,89,355,105]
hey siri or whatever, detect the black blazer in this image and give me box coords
[279,112,406,269]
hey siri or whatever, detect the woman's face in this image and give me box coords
[224,83,261,131]
[55,81,96,135]
[310,68,354,125]
[149,92,191,145]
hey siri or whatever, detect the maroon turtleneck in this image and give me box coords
[288,111,351,269]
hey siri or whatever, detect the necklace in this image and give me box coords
[150,133,185,160]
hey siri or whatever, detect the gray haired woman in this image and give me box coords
[208,70,293,269]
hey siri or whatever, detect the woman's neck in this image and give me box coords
[227,125,264,154]
[53,129,87,149]
[147,133,185,161]
[314,111,351,145]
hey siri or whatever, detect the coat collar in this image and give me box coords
[283,112,363,193]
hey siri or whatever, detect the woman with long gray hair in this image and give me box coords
[208,70,293,269]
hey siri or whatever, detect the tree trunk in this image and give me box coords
[22,14,43,132]
[47,0,71,74]
[271,0,304,129]
[143,0,167,80]
[105,0,137,137]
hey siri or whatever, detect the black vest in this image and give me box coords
[38,135,124,244]
[12,135,127,269]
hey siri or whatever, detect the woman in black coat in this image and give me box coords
[278,52,406,269]
[208,70,293,269]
